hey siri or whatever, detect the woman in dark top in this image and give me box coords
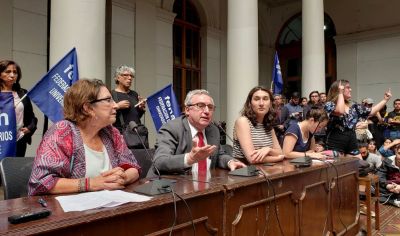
[0,60,37,156]
[283,107,328,159]
[111,65,146,132]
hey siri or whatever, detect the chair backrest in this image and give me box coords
[0,157,34,200]
[130,149,155,179]
[222,144,233,156]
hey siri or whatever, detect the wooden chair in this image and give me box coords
[358,174,380,236]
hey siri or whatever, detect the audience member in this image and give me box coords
[359,143,382,171]
[387,99,400,139]
[367,140,381,157]
[324,80,391,157]
[367,104,387,148]
[319,92,327,105]
[233,86,283,164]
[300,97,308,107]
[281,91,303,130]
[111,65,146,133]
[151,89,245,176]
[273,94,285,144]
[29,79,141,195]
[377,145,400,207]
[283,107,328,159]
[0,60,38,157]
[379,138,400,157]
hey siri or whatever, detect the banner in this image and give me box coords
[147,84,181,131]
[27,48,79,122]
[0,92,17,159]
[272,51,283,94]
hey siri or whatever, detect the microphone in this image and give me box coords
[129,121,174,195]
[212,121,234,143]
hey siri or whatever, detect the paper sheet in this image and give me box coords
[55,190,152,212]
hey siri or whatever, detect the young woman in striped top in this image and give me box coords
[233,86,284,164]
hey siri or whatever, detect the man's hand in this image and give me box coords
[187,137,216,165]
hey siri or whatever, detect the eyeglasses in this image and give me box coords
[90,97,114,104]
[188,103,215,111]
[311,95,319,97]
[120,73,133,78]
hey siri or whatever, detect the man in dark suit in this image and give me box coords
[151,89,245,175]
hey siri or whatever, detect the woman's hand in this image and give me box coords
[384,88,392,101]
[250,147,271,163]
[91,167,128,191]
[338,80,344,94]
[19,127,31,134]
[117,100,130,109]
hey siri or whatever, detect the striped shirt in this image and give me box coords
[233,117,273,163]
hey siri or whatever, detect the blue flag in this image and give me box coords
[272,51,283,94]
[27,48,79,122]
[0,92,17,159]
[147,84,181,131]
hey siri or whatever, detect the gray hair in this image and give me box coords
[184,89,214,106]
[114,65,135,83]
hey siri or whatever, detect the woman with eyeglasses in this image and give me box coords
[324,80,392,157]
[283,107,328,159]
[377,145,400,207]
[111,65,146,134]
[29,79,141,195]
[0,60,38,157]
[233,86,284,164]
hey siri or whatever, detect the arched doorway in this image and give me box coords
[276,13,336,97]
[173,0,201,108]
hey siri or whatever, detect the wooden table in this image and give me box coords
[0,158,359,236]
[179,158,360,236]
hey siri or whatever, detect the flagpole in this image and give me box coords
[271,81,274,93]
[14,94,27,108]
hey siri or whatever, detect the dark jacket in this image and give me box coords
[148,115,233,177]
[17,88,38,145]
[377,155,400,199]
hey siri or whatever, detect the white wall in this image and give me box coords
[336,28,400,110]
[11,0,48,157]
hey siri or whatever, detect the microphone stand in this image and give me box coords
[130,123,174,196]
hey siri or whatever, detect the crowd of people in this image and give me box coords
[2,61,399,208]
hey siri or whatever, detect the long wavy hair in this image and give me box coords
[327,79,351,105]
[240,86,275,132]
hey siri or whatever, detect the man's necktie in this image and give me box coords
[197,131,207,173]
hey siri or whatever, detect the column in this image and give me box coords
[50,0,106,81]
[227,0,259,143]
[302,0,325,96]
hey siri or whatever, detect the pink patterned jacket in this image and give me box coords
[28,120,141,195]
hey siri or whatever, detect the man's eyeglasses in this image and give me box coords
[311,95,319,97]
[90,97,114,104]
[188,103,215,111]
